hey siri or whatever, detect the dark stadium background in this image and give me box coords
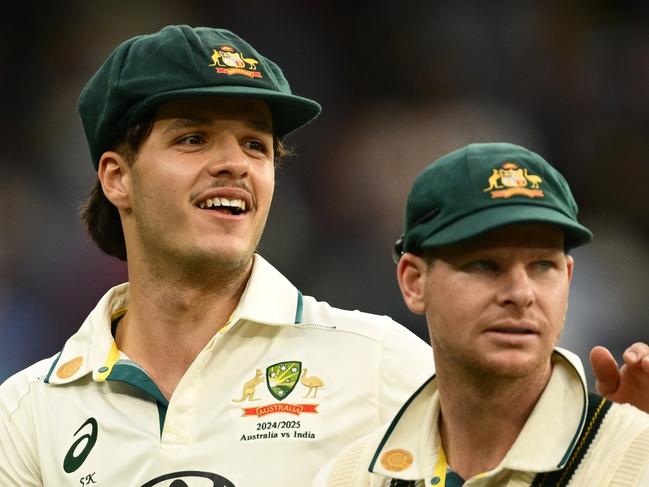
[1,1,648,387]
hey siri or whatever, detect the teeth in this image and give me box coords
[199,197,246,211]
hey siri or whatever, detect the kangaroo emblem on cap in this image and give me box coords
[484,162,544,199]
[209,45,262,78]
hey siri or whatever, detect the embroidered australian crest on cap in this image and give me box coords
[483,161,544,199]
[208,45,262,78]
[380,448,414,472]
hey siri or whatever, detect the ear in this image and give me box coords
[565,254,574,283]
[396,253,429,315]
[98,151,132,211]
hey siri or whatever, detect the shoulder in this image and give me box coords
[605,402,649,430]
[300,296,434,391]
[0,354,59,417]
[605,404,649,483]
[301,294,421,343]
[600,402,649,461]
[300,295,434,423]
[588,401,649,454]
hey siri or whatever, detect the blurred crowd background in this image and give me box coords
[1,1,648,387]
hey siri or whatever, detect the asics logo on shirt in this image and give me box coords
[63,417,98,473]
[140,471,236,486]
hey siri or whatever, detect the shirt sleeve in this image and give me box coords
[0,379,42,486]
[377,318,434,424]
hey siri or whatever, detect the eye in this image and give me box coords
[176,134,206,145]
[243,139,269,154]
[465,260,499,273]
[533,260,555,271]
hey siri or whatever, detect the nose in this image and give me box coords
[205,134,249,179]
[496,266,535,309]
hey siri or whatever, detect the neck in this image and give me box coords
[116,253,254,400]
[435,358,551,480]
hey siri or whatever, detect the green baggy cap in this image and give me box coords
[78,25,322,169]
[394,142,592,260]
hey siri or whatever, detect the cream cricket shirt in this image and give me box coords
[314,349,649,486]
[0,255,434,487]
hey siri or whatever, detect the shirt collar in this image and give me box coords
[231,254,302,326]
[368,348,588,480]
[44,282,129,385]
[45,254,302,386]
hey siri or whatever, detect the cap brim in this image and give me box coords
[130,86,322,138]
[419,205,593,250]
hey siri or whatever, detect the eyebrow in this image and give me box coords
[244,120,273,133]
[161,117,273,136]
[161,117,211,134]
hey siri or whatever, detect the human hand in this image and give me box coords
[590,343,649,413]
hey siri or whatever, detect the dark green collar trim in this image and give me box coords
[294,290,304,324]
[556,357,589,467]
[445,470,465,487]
[156,402,168,436]
[532,393,612,486]
[369,374,435,472]
[106,362,168,407]
[44,351,62,384]
[106,362,169,434]
[557,388,588,467]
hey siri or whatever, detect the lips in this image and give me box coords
[193,187,254,216]
[484,320,539,335]
[488,327,536,334]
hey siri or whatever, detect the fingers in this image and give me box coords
[589,346,620,396]
[623,342,649,370]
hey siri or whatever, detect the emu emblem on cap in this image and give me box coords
[209,45,262,79]
[483,162,544,199]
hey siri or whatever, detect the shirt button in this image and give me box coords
[431,477,441,485]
